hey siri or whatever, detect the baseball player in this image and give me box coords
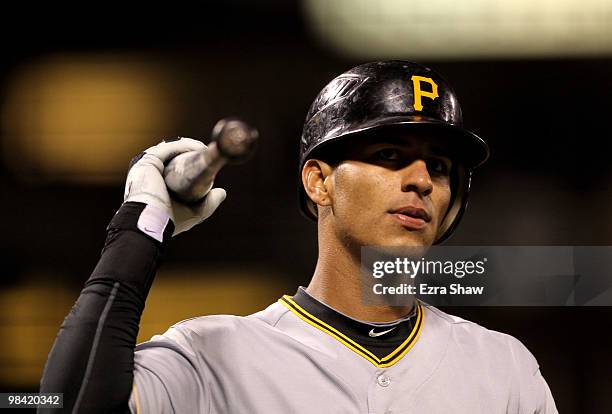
[39,61,557,413]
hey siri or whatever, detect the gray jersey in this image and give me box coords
[128,298,557,413]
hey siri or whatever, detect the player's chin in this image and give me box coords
[379,229,434,249]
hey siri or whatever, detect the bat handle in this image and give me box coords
[164,142,228,203]
[162,117,258,203]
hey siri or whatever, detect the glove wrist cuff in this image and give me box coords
[109,202,175,243]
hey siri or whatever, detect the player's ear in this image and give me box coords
[302,159,334,208]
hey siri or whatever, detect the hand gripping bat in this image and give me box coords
[164,118,259,203]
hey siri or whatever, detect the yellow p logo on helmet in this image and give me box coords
[411,75,439,111]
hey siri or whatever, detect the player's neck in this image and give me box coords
[306,231,413,323]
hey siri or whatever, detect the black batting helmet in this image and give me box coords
[298,60,489,244]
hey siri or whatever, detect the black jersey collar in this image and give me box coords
[279,287,424,368]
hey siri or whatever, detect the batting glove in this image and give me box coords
[124,138,227,237]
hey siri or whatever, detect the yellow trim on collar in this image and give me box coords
[279,295,423,368]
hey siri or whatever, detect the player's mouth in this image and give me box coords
[389,206,431,230]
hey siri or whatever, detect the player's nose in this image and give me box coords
[399,159,433,197]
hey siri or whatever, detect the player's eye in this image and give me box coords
[426,157,451,176]
[375,148,401,161]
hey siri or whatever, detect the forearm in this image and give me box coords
[38,202,174,414]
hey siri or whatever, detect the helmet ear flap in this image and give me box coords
[434,165,471,244]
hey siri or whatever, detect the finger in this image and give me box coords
[196,187,227,220]
[145,137,208,162]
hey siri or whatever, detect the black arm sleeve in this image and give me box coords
[38,202,174,414]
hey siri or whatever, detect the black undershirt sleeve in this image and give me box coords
[38,202,174,414]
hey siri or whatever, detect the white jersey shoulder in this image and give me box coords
[424,304,540,374]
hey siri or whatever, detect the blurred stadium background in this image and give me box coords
[0,1,610,412]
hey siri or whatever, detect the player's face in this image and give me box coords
[324,133,453,248]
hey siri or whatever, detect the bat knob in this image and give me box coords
[211,117,259,163]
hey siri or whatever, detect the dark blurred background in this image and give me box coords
[0,2,610,413]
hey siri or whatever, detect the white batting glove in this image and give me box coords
[124,138,227,237]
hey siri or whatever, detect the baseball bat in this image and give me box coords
[164,117,258,203]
